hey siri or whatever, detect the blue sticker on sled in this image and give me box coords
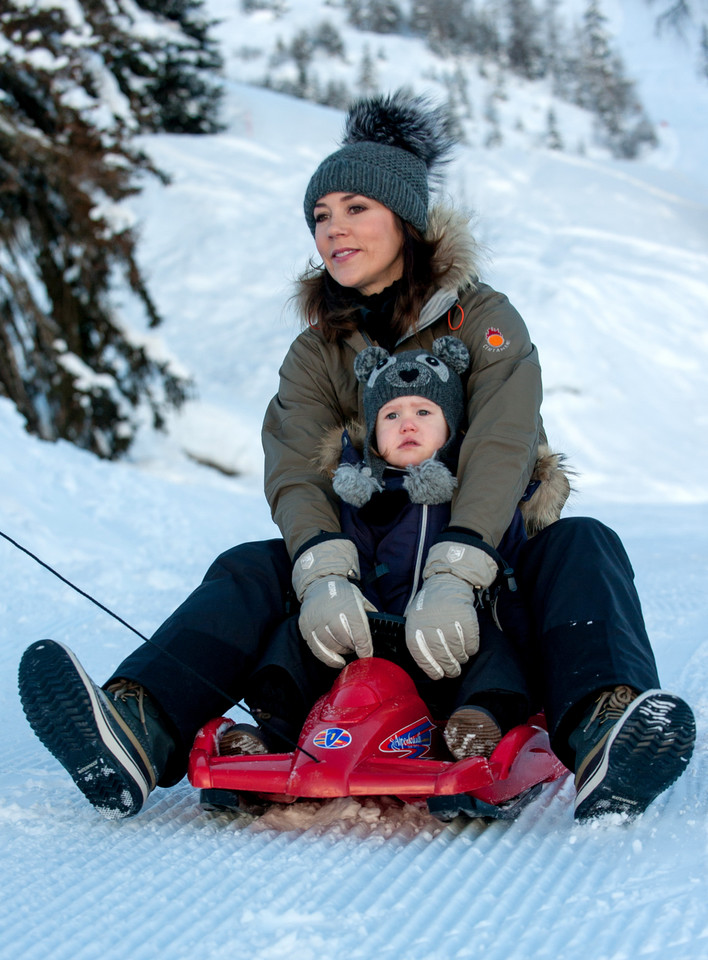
[313,727,353,749]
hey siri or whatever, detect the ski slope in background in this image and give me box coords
[2,2,708,957]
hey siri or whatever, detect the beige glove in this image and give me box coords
[293,539,376,669]
[405,541,498,680]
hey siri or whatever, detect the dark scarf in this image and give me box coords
[357,280,402,353]
[326,276,402,352]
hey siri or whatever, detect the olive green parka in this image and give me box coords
[262,205,544,559]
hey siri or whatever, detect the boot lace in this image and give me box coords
[106,679,148,732]
[583,685,637,732]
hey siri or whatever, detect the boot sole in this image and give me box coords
[444,707,502,760]
[218,723,269,756]
[574,690,695,821]
[18,640,153,819]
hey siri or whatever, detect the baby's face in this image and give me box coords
[375,396,449,468]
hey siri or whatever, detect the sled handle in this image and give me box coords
[367,612,406,659]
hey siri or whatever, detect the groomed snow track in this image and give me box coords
[2,720,705,960]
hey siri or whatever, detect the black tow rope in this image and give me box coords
[2,529,319,763]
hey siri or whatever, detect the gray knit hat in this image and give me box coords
[304,92,455,235]
[332,337,470,507]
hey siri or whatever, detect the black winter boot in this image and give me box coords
[571,686,695,821]
[18,639,174,819]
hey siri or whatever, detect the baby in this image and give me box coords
[322,337,532,758]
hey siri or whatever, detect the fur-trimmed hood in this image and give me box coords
[317,420,573,537]
[423,204,481,295]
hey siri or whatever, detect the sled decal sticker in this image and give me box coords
[313,727,352,749]
[380,717,436,759]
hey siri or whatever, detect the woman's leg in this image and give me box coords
[18,539,298,816]
[514,517,695,819]
[242,613,339,750]
[107,539,295,780]
[514,517,660,767]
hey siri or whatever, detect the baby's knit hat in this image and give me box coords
[304,91,455,235]
[333,337,470,507]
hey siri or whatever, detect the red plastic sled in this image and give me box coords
[188,656,567,821]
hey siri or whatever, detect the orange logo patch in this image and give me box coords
[484,327,508,352]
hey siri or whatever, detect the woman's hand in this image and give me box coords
[293,539,375,669]
[405,541,498,679]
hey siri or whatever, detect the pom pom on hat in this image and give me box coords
[342,93,456,175]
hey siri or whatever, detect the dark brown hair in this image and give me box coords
[297,220,453,344]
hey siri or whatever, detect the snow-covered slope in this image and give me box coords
[2,3,708,958]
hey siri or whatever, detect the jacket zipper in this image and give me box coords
[395,288,459,347]
[406,504,429,611]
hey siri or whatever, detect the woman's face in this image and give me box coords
[313,193,405,296]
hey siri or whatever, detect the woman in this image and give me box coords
[18,92,695,823]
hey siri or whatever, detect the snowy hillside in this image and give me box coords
[2,2,708,958]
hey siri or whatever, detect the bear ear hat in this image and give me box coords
[354,346,390,384]
[432,336,470,376]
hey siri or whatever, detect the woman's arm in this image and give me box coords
[428,283,543,547]
[262,330,357,558]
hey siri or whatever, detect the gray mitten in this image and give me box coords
[405,541,498,679]
[292,539,376,669]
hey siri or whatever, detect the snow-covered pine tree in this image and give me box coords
[648,0,693,33]
[289,30,315,98]
[576,0,657,157]
[545,108,564,149]
[0,1,223,458]
[345,0,404,34]
[131,0,224,134]
[544,0,576,99]
[410,0,480,54]
[357,45,378,96]
[314,21,346,59]
[505,0,546,79]
[408,0,431,34]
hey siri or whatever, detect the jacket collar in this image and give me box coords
[409,206,481,340]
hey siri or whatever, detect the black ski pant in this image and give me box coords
[506,517,660,767]
[109,517,660,784]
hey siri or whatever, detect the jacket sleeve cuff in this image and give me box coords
[292,532,352,565]
[434,528,518,592]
